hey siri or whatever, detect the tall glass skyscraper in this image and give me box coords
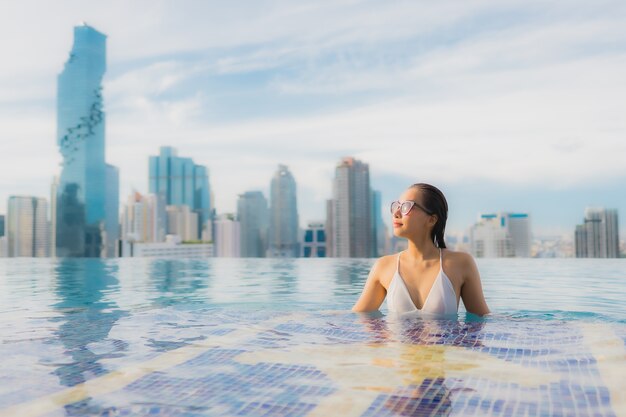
[56,24,119,257]
[237,191,269,257]
[268,165,299,257]
[149,146,211,239]
[328,157,373,258]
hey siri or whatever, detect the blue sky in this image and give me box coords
[1,0,625,237]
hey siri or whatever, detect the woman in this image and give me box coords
[352,183,490,316]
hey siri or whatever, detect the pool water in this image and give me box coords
[0,258,624,417]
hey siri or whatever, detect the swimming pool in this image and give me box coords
[0,258,624,416]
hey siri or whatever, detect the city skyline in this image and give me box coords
[1,2,626,237]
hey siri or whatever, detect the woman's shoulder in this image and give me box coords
[370,253,400,286]
[442,248,474,264]
[373,253,399,270]
[442,249,477,275]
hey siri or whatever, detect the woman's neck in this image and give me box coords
[405,236,439,262]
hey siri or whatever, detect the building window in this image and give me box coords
[304,247,312,257]
[305,230,313,242]
[316,247,326,257]
[316,230,326,242]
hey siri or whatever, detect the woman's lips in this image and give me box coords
[393,222,403,228]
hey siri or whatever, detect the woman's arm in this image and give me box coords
[351,259,388,312]
[459,253,491,316]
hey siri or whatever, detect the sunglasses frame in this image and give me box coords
[390,200,433,216]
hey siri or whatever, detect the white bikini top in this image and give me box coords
[386,249,458,315]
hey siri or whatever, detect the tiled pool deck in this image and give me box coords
[1,309,624,417]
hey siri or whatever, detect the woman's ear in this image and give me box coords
[429,215,438,228]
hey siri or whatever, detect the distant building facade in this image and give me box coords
[7,196,49,257]
[237,191,268,257]
[575,208,619,258]
[121,191,166,243]
[214,213,241,257]
[371,189,388,256]
[120,235,213,258]
[166,205,199,242]
[328,157,373,258]
[267,165,299,257]
[149,146,211,240]
[470,212,531,258]
[301,221,326,258]
[55,24,119,257]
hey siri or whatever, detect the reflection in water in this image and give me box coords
[148,259,211,307]
[51,259,127,414]
[358,313,487,416]
[145,259,213,352]
[333,259,372,297]
[267,258,298,296]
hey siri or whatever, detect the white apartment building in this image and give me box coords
[214,213,241,257]
[470,213,531,258]
[6,196,49,257]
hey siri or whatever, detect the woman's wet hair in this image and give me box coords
[409,183,448,248]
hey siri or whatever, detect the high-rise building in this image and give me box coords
[50,176,58,257]
[330,157,373,258]
[0,215,4,237]
[324,199,334,258]
[237,191,268,257]
[166,205,199,241]
[267,165,299,257]
[7,196,49,257]
[301,221,326,257]
[575,208,619,258]
[105,164,119,257]
[149,146,211,239]
[121,191,166,243]
[214,213,241,257]
[55,24,119,257]
[371,189,388,256]
[470,213,531,258]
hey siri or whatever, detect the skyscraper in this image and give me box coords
[575,208,619,258]
[330,157,373,258]
[470,212,531,258]
[371,189,388,257]
[214,214,241,257]
[7,196,49,257]
[267,165,299,257]
[237,191,268,257]
[166,205,199,241]
[121,191,166,243]
[55,24,119,257]
[149,146,211,239]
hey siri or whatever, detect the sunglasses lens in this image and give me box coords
[390,201,400,213]
[401,202,412,215]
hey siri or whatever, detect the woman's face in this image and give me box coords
[391,188,436,239]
